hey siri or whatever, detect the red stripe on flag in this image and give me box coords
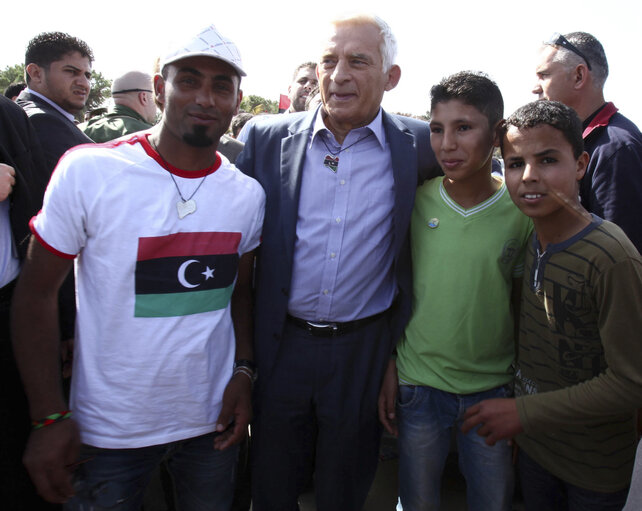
[279,94,291,111]
[137,232,241,261]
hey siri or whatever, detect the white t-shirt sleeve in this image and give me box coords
[31,149,94,258]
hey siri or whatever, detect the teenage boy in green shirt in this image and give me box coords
[463,100,642,510]
[379,72,532,511]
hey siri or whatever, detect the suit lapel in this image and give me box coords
[22,92,77,126]
[280,113,315,264]
[383,112,417,255]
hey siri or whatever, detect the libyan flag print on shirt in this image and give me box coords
[134,231,240,317]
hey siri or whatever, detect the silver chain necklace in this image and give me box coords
[152,140,212,219]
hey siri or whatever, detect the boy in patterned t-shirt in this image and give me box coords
[463,100,642,510]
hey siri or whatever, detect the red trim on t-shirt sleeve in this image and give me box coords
[29,216,77,260]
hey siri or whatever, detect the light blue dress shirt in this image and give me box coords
[0,200,20,287]
[288,108,397,322]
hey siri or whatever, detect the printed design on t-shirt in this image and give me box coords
[514,367,537,396]
[134,231,240,317]
[550,272,605,384]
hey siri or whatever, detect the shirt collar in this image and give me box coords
[582,102,618,139]
[26,88,77,123]
[310,106,386,149]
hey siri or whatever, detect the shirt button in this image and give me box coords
[330,252,336,259]
[323,289,329,295]
[340,179,346,185]
[336,217,341,223]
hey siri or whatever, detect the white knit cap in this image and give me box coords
[159,25,246,77]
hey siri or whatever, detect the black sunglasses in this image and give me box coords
[546,33,592,71]
[112,88,153,94]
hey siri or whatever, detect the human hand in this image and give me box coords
[213,373,252,450]
[378,358,399,437]
[461,398,523,446]
[0,163,16,201]
[23,418,80,503]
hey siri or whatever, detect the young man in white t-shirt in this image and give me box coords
[11,26,265,511]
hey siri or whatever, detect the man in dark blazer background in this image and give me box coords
[236,13,440,511]
[16,31,95,355]
[17,31,94,173]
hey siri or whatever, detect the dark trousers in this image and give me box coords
[518,449,629,511]
[250,314,392,511]
[0,279,60,510]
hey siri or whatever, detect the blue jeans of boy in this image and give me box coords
[396,384,514,511]
[65,432,238,511]
[518,449,629,511]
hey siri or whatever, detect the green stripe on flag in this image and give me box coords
[135,284,234,318]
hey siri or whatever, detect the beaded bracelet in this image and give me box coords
[233,366,257,385]
[31,410,73,431]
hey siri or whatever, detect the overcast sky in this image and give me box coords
[2,0,640,125]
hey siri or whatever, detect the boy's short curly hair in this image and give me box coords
[501,101,584,159]
[430,71,504,128]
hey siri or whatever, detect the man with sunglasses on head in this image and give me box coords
[533,31,642,253]
[81,70,157,143]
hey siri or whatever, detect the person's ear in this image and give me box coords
[384,65,401,92]
[573,64,590,90]
[576,151,589,180]
[25,63,44,85]
[154,74,165,109]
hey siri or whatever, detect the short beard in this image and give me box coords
[182,125,215,148]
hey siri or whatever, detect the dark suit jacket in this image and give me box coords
[16,90,94,340]
[235,109,440,379]
[0,95,49,260]
[17,90,94,176]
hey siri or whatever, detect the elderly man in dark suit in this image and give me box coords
[236,13,440,511]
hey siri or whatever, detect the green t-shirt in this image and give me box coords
[396,177,532,394]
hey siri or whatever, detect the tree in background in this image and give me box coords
[0,64,25,93]
[0,64,112,121]
[85,71,112,119]
[241,94,278,115]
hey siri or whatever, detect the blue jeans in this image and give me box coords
[65,432,238,511]
[518,449,629,511]
[396,384,514,511]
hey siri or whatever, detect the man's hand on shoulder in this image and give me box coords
[0,163,16,201]
[213,372,252,450]
[23,418,80,503]
[461,398,523,446]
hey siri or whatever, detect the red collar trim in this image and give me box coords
[582,102,618,139]
[136,133,222,178]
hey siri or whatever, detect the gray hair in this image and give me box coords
[546,32,609,89]
[331,13,398,72]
